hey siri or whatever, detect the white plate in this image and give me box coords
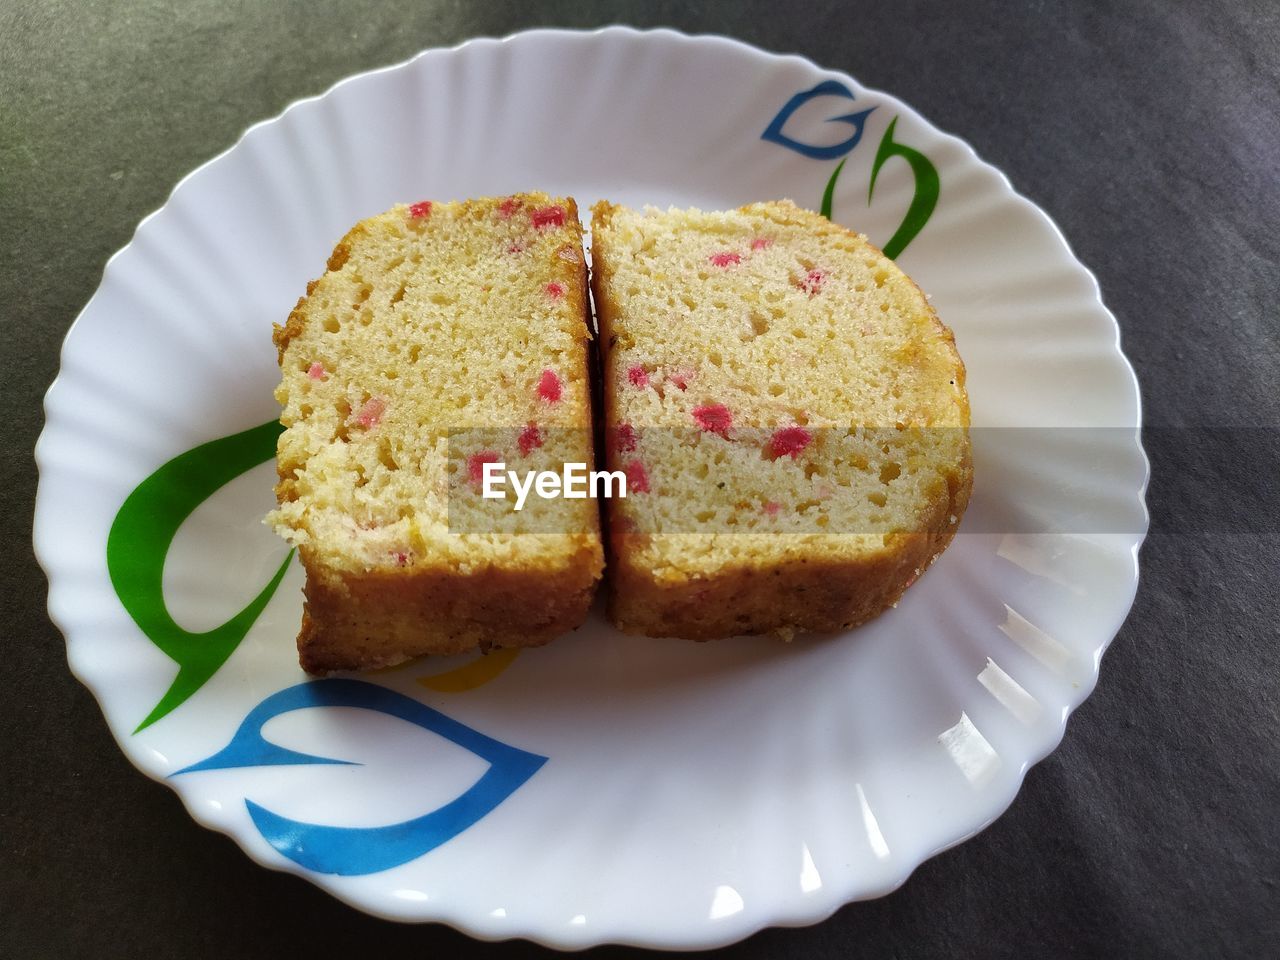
[34,27,1148,950]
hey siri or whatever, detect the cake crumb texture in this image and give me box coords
[591,199,972,640]
[270,194,603,672]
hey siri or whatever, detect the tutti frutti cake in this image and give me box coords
[590,199,972,640]
[270,193,603,672]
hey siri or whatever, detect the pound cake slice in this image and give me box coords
[591,200,971,640]
[270,194,603,672]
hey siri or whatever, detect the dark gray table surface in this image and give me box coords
[4,2,1277,957]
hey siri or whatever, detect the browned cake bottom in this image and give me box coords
[606,475,971,640]
[297,549,601,673]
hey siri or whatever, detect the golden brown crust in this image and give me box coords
[605,459,971,639]
[591,200,973,641]
[296,541,601,672]
[272,297,306,363]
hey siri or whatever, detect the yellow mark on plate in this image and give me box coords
[416,647,520,692]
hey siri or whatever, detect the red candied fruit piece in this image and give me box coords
[669,368,694,391]
[307,362,326,380]
[624,460,650,494]
[354,397,385,428]
[467,450,502,484]
[627,365,650,389]
[507,241,526,255]
[692,403,733,437]
[709,251,742,268]
[518,423,544,456]
[537,368,563,403]
[763,501,783,517]
[769,425,813,459]
[531,205,566,229]
[545,281,566,299]
[408,201,432,219]
[796,269,826,296]
[614,422,638,454]
[750,236,773,251]
[498,197,522,219]
[393,551,412,567]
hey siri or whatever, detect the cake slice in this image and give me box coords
[270,193,603,672]
[590,200,972,639]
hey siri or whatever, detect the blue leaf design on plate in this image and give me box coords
[172,679,547,876]
[761,79,876,160]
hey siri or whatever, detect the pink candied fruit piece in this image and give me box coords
[408,201,432,219]
[506,241,526,255]
[537,368,563,403]
[307,362,326,380]
[763,501,783,517]
[624,460,650,494]
[393,550,412,567]
[354,397,385,428]
[750,236,773,251]
[769,425,813,459]
[518,423,544,456]
[669,367,694,391]
[626,365,650,389]
[692,403,733,437]
[796,268,826,296]
[531,205,566,229]
[709,251,742,268]
[498,197,522,219]
[545,281,566,299]
[614,422,638,454]
[467,450,502,484]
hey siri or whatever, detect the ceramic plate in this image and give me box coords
[34,27,1148,950]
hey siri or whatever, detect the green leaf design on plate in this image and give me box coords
[820,157,847,219]
[106,420,291,732]
[868,116,940,260]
